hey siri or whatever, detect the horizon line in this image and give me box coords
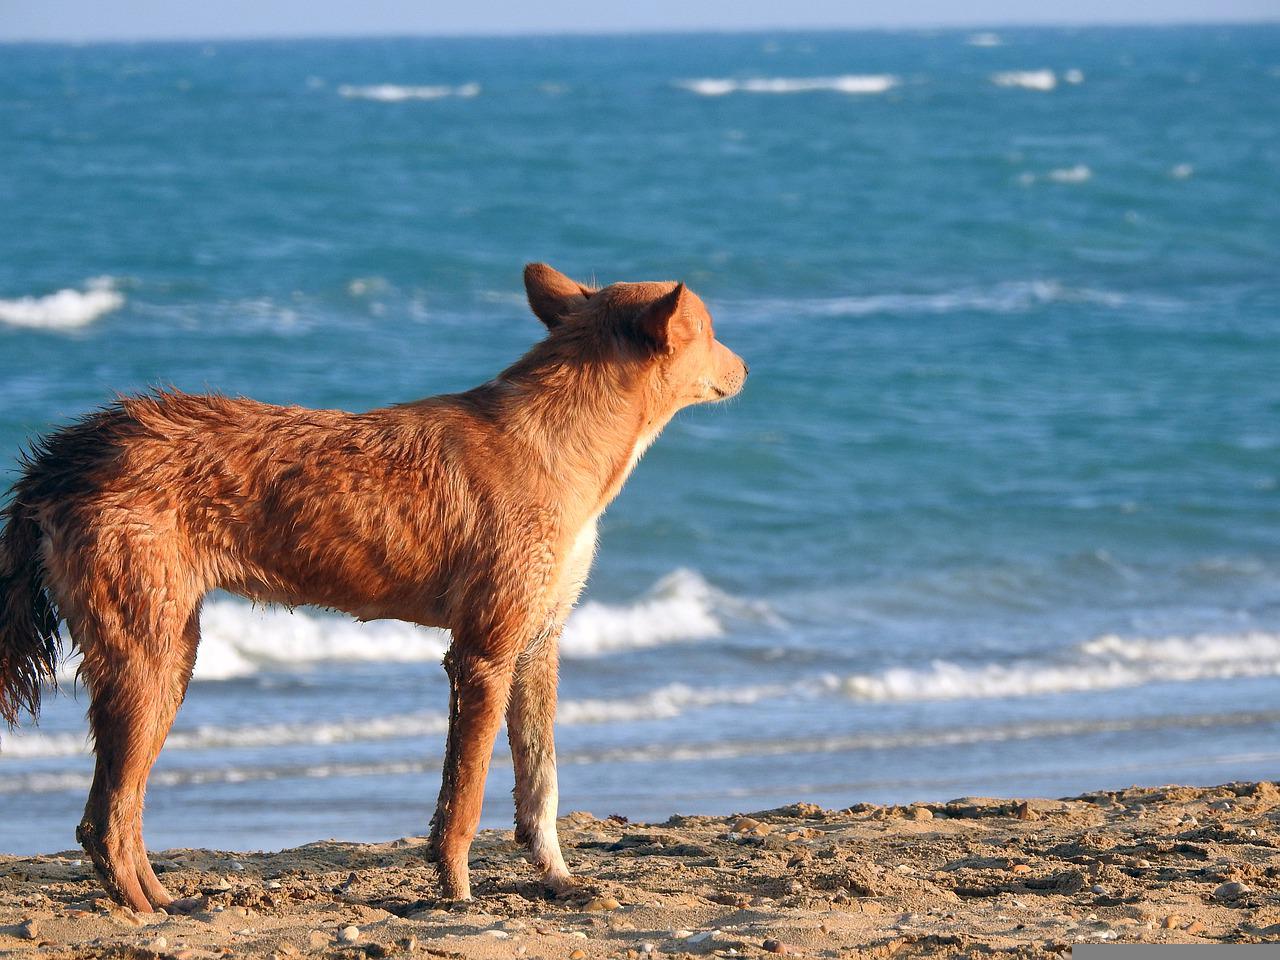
[1,17,1278,46]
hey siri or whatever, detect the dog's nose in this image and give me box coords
[743,362,750,377]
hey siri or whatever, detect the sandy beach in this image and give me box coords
[2,781,1278,958]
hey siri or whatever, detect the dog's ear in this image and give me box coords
[524,263,594,329]
[635,283,697,351]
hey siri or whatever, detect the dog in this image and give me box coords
[0,264,747,911]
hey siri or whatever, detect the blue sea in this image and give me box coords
[1,26,1279,856]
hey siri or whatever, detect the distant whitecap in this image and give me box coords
[966,32,1003,47]
[677,74,899,97]
[1048,164,1092,183]
[991,69,1057,91]
[0,277,123,330]
[337,82,480,102]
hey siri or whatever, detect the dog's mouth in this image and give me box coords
[709,384,730,399]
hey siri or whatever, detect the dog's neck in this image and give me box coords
[480,356,669,523]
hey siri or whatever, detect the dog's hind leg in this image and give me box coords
[75,598,199,912]
[129,607,201,909]
[507,630,573,895]
[429,634,519,900]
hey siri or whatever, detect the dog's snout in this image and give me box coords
[742,361,750,377]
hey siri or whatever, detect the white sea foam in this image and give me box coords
[338,83,480,102]
[991,69,1057,91]
[1047,164,1092,183]
[747,279,1155,321]
[678,75,899,97]
[9,706,1279,792]
[841,630,1280,703]
[1170,163,1195,179]
[966,32,1003,47]
[0,277,123,330]
[52,569,754,684]
[1063,68,1085,84]
[3,679,800,759]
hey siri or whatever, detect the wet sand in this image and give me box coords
[3,782,1279,958]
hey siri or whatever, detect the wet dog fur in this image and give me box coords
[0,264,747,910]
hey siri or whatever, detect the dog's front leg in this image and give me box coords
[508,630,573,895]
[429,642,517,900]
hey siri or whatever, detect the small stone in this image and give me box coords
[639,943,656,954]
[485,930,511,939]
[583,896,621,912]
[570,951,587,960]
[309,930,331,949]
[907,806,933,821]
[18,920,39,940]
[338,925,360,943]
[1186,920,1205,935]
[1091,884,1108,895]
[1011,864,1031,875]
[1161,916,1180,929]
[228,860,246,872]
[266,880,282,889]
[731,816,773,836]
[763,939,788,954]
[145,937,169,951]
[1213,881,1250,901]
[672,929,694,939]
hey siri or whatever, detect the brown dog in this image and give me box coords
[0,264,746,910]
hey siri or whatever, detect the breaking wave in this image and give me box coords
[677,75,898,96]
[337,83,480,101]
[841,630,1280,702]
[3,679,800,759]
[0,277,124,330]
[736,280,1182,321]
[52,569,765,683]
[991,69,1058,91]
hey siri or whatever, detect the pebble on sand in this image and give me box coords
[763,938,788,954]
[583,896,621,912]
[338,925,361,943]
[18,919,39,940]
[732,817,773,836]
[570,950,587,960]
[1212,881,1250,901]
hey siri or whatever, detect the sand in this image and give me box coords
[2,781,1279,958]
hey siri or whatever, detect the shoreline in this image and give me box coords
[2,781,1278,958]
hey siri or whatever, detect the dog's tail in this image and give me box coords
[0,490,60,728]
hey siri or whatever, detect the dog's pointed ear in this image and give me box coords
[524,263,594,329]
[636,283,696,351]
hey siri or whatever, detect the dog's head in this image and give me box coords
[523,263,747,413]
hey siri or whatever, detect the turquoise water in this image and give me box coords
[1,27,1279,855]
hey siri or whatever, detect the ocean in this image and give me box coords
[1,26,1278,857]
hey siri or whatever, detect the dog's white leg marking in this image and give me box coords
[509,631,572,891]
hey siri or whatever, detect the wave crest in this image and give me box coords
[678,75,898,97]
[841,630,1280,702]
[0,277,123,330]
[338,83,480,102]
[991,70,1057,91]
[51,569,760,683]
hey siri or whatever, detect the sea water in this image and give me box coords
[1,26,1278,854]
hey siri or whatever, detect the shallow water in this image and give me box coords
[1,26,1278,855]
